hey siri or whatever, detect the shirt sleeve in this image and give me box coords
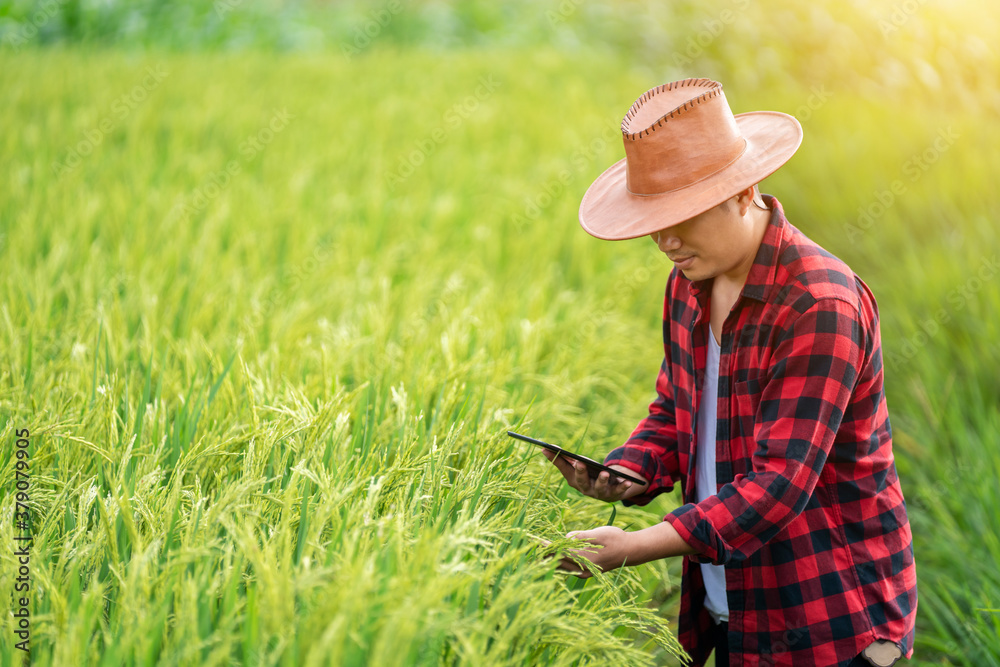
[665,295,865,564]
[604,356,683,506]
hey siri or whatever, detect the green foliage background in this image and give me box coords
[1,0,998,665]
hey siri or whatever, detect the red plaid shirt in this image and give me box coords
[605,196,917,666]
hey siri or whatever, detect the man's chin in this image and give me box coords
[679,267,709,281]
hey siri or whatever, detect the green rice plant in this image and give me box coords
[1,11,998,661]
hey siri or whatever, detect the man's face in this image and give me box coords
[649,197,761,283]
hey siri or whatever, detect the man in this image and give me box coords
[544,79,917,666]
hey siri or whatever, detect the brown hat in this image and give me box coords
[579,78,802,240]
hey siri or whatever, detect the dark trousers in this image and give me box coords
[711,622,873,666]
[710,620,728,667]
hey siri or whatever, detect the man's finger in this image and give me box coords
[571,460,593,494]
[593,470,613,497]
[566,534,601,558]
[556,556,593,578]
[543,451,576,481]
[594,470,628,501]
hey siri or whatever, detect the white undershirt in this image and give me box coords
[696,333,729,623]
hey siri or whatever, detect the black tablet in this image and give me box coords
[507,431,647,486]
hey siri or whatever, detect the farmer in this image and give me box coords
[545,79,917,666]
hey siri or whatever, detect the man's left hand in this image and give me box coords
[556,526,633,578]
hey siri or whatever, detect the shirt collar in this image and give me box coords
[740,194,787,303]
[687,194,787,304]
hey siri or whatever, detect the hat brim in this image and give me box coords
[578,111,802,240]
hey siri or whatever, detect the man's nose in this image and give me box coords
[652,230,681,252]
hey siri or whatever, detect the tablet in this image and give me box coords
[507,431,647,486]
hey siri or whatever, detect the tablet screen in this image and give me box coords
[507,431,647,485]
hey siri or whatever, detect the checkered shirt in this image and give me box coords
[605,195,917,666]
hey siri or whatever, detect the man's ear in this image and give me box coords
[735,185,756,216]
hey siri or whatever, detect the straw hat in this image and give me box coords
[579,78,802,240]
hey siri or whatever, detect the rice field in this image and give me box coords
[1,2,999,665]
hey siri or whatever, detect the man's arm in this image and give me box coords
[556,521,696,578]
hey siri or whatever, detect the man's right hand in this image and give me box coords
[541,449,649,502]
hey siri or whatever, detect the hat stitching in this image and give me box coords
[580,78,802,241]
[621,78,721,141]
